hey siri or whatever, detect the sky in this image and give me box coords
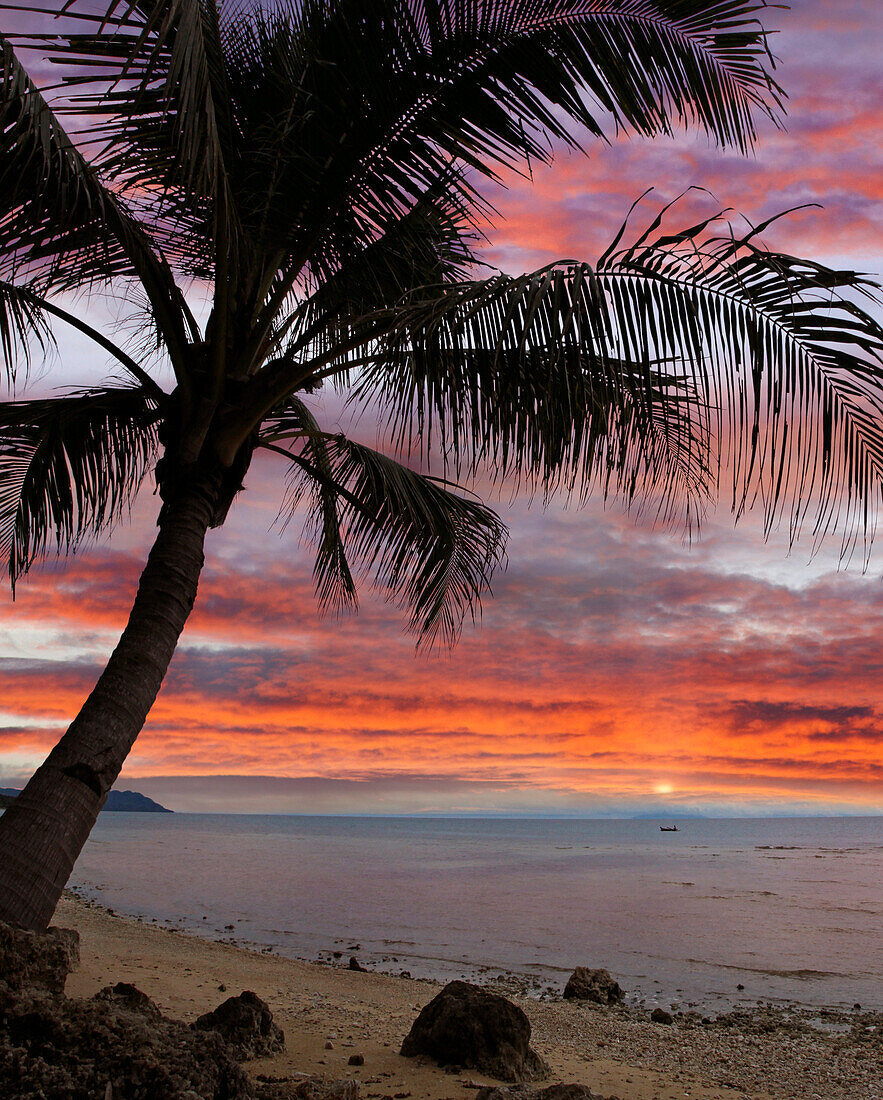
[1,1,882,816]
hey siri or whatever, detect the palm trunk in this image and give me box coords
[0,469,222,931]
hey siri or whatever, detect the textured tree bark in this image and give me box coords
[0,469,222,931]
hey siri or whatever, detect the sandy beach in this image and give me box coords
[53,894,880,1100]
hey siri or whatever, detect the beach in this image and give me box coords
[55,893,881,1100]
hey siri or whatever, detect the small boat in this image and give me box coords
[659,825,679,832]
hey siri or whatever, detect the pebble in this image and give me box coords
[527,999,883,1100]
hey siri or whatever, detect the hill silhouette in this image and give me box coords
[0,788,171,813]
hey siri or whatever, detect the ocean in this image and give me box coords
[68,813,882,1013]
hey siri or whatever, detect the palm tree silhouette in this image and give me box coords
[1,0,882,930]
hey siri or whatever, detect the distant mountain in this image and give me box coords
[104,789,173,812]
[0,787,172,813]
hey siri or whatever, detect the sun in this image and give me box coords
[654,782,674,795]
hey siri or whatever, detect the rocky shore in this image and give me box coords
[3,894,879,1100]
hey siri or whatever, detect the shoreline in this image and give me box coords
[55,892,881,1100]
[67,883,874,1019]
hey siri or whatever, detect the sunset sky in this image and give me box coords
[1,1,882,816]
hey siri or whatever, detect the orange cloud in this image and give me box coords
[3,489,882,813]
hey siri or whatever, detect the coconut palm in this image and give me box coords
[1,0,883,932]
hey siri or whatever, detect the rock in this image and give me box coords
[709,1006,811,1037]
[650,1008,673,1025]
[475,1086,609,1100]
[193,990,285,1060]
[0,982,254,1099]
[325,1040,335,1049]
[348,1053,364,1066]
[256,1075,360,1100]
[399,980,549,1083]
[561,968,622,1005]
[0,920,79,994]
[93,981,162,1017]
[348,957,365,972]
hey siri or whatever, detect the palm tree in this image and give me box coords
[1,0,882,932]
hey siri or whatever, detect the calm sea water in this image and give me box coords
[68,814,882,1013]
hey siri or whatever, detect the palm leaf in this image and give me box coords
[360,265,712,521]
[605,209,883,555]
[0,385,161,587]
[254,171,485,388]
[263,415,507,646]
[0,31,194,370]
[0,278,55,383]
[265,396,359,614]
[365,203,883,553]
[84,0,244,261]
[218,0,781,383]
[21,1,783,350]
[0,33,132,290]
[0,276,167,394]
[20,0,247,271]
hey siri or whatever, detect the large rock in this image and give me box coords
[0,981,254,1099]
[561,968,622,1005]
[399,980,549,1083]
[476,1086,611,1100]
[0,920,79,994]
[194,990,285,1060]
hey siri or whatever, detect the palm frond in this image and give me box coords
[0,385,161,588]
[259,0,781,334]
[359,266,713,524]
[242,0,782,365]
[263,413,507,646]
[0,33,135,292]
[254,172,485,386]
[20,1,246,270]
[266,396,359,614]
[0,278,55,383]
[305,168,485,316]
[0,32,193,370]
[0,276,167,394]
[606,208,883,556]
[24,1,782,329]
[365,203,883,554]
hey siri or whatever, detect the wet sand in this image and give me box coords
[55,894,880,1100]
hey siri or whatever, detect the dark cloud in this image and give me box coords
[807,728,883,745]
[724,701,877,733]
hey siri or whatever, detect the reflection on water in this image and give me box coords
[71,814,882,1012]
